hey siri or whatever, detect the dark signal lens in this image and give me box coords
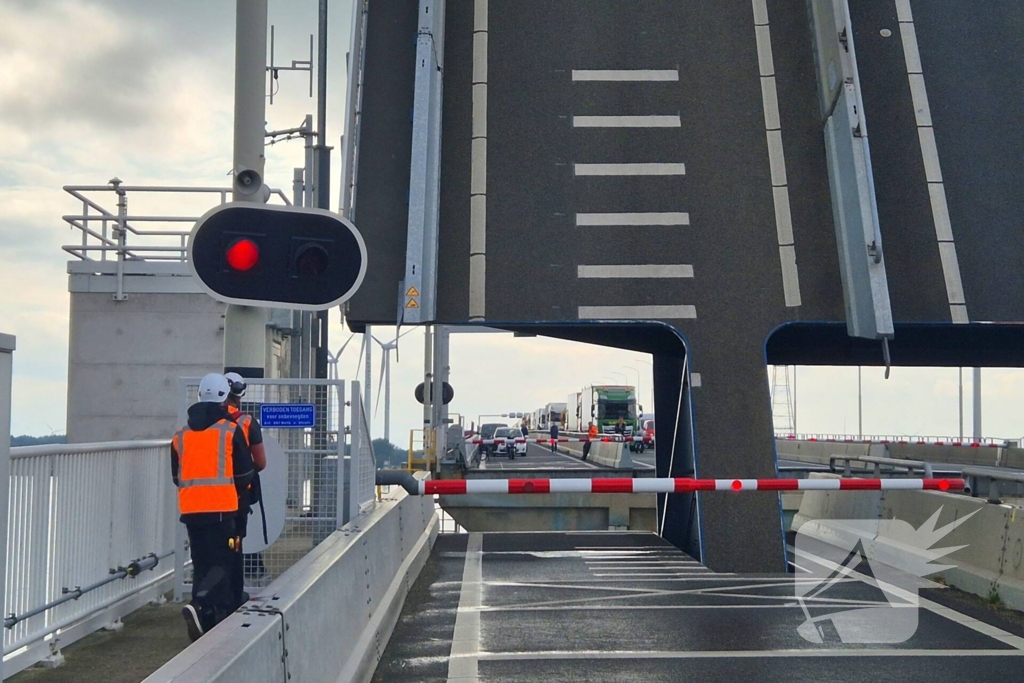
[294,243,329,278]
[226,238,260,271]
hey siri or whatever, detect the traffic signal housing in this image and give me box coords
[188,203,367,310]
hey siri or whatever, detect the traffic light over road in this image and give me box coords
[188,203,367,310]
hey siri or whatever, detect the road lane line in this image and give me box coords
[575,163,685,176]
[577,264,694,279]
[578,305,696,319]
[576,212,690,226]
[751,0,802,307]
[447,533,483,682]
[468,0,488,321]
[572,69,679,81]
[895,0,968,323]
[573,115,681,128]
[472,649,1024,661]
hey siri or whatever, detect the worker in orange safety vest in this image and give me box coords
[171,373,255,642]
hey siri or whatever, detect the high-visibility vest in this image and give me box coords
[228,408,253,445]
[588,426,599,439]
[172,419,239,514]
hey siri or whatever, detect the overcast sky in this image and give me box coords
[2,1,1023,443]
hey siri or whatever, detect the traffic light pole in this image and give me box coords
[224,0,269,378]
[314,0,331,381]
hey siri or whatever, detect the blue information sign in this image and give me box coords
[260,403,316,428]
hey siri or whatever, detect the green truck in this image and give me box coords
[566,385,639,434]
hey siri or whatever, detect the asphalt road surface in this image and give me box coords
[474,442,606,472]
[374,531,1024,682]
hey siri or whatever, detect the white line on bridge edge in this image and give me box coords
[468,0,488,321]
[572,69,679,81]
[577,264,694,279]
[578,305,696,320]
[447,533,484,682]
[575,163,685,176]
[752,0,802,308]
[895,0,968,323]
[576,212,690,226]
[573,115,681,128]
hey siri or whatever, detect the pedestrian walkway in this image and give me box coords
[9,597,188,683]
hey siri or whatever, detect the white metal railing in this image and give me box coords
[62,182,293,263]
[4,440,177,674]
[349,386,377,518]
[774,431,1012,447]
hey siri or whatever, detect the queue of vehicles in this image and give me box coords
[469,384,655,464]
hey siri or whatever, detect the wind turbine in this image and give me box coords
[327,333,359,380]
[373,328,415,444]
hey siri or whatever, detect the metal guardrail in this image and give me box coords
[62,183,292,262]
[4,440,177,674]
[776,431,1013,448]
[961,466,1024,504]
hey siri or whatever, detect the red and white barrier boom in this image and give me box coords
[470,437,651,444]
[420,477,966,496]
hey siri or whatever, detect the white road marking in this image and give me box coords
[573,115,681,127]
[483,602,892,612]
[752,0,801,307]
[895,0,968,323]
[575,163,685,176]
[527,443,602,470]
[577,264,694,279]
[789,544,1024,650]
[578,305,696,319]
[471,649,1024,661]
[572,69,679,81]
[447,533,484,682]
[468,0,488,321]
[576,212,690,226]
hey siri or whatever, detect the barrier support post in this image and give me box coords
[0,333,15,682]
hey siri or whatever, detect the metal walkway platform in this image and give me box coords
[375,531,1024,682]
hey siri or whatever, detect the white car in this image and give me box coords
[493,428,527,457]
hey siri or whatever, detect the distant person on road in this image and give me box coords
[583,422,598,460]
[521,423,529,438]
[172,373,255,642]
[549,422,559,453]
[615,417,626,438]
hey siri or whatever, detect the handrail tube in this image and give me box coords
[376,469,419,496]
[11,439,169,459]
[3,566,174,657]
[4,551,171,629]
[961,466,1024,484]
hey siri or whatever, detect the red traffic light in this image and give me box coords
[226,238,260,271]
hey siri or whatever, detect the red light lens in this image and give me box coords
[226,239,259,271]
[731,480,742,491]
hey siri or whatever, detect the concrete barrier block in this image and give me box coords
[145,478,439,683]
[1001,448,1024,469]
[588,442,632,469]
[996,507,1024,610]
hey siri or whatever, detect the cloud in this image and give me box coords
[0,1,167,131]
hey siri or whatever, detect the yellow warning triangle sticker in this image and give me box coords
[405,286,420,297]
[405,298,419,309]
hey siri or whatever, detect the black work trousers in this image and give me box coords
[187,518,243,632]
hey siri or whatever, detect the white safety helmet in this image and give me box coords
[224,371,247,397]
[198,373,231,403]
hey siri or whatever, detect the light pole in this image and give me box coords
[608,371,628,383]
[635,357,653,413]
